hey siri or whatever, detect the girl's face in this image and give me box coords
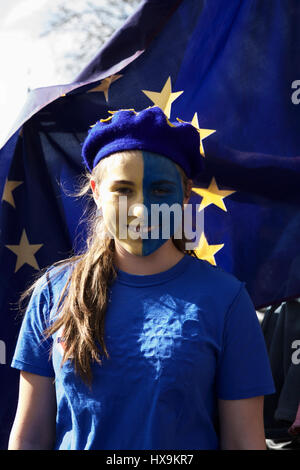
[91,150,185,256]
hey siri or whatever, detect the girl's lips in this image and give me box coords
[127,224,159,233]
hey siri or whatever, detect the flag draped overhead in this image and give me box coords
[1,0,300,448]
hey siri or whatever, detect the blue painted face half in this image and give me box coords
[140,151,184,255]
[98,150,184,256]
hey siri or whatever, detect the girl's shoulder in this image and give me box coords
[26,260,78,322]
[44,259,75,284]
[186,255,243,295]
[185,256,254,321]
[31,259,77,303]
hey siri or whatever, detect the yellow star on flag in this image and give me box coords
[192,177,236,212]
[178,113,216,156]
[142,76,183,118]
[88,74,123,102]
[1,179,23,209]
[5,229,43,273]
[193,232,224,265]
[190,113,216,156]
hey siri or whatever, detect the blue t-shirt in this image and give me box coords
[11,254,275,450]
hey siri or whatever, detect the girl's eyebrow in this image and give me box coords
[151,180,176,185]
[111,180,135,186]
[110,179,176,186]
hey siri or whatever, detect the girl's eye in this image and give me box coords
[152,188,171,195]
[116,188,132,195]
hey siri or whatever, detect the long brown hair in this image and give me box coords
[19,152,197,386]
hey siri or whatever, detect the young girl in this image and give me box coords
[8,106,275,450]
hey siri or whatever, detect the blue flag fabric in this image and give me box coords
[1,0,300,448]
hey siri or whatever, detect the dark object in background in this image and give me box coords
[262,299,300,449]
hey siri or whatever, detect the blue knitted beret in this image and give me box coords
[81,106,203,179]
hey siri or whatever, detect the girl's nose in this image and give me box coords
[131,203,145,219]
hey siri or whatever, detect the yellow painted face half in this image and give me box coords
[98,150,144,255]
[95,150,184,256]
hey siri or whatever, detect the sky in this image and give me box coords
[0,0,134,149]
[0,0,60,148]
[0,0,138,149]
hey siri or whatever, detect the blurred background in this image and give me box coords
[0,0,140,148]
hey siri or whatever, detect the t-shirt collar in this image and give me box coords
[114,254,191,287]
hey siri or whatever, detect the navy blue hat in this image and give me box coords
[81,106,203,179]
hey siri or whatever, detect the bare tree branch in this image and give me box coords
[39,0,141,81]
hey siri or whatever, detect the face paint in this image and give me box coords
[97,150,184,256]
[141,151,184,255]
[98,151,144,256]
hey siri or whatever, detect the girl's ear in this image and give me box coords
[90,179,100,207]
[183,179,193,204]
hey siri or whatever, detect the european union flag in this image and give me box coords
[1,0,300,448]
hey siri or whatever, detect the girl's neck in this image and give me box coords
[113,239,185,275]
